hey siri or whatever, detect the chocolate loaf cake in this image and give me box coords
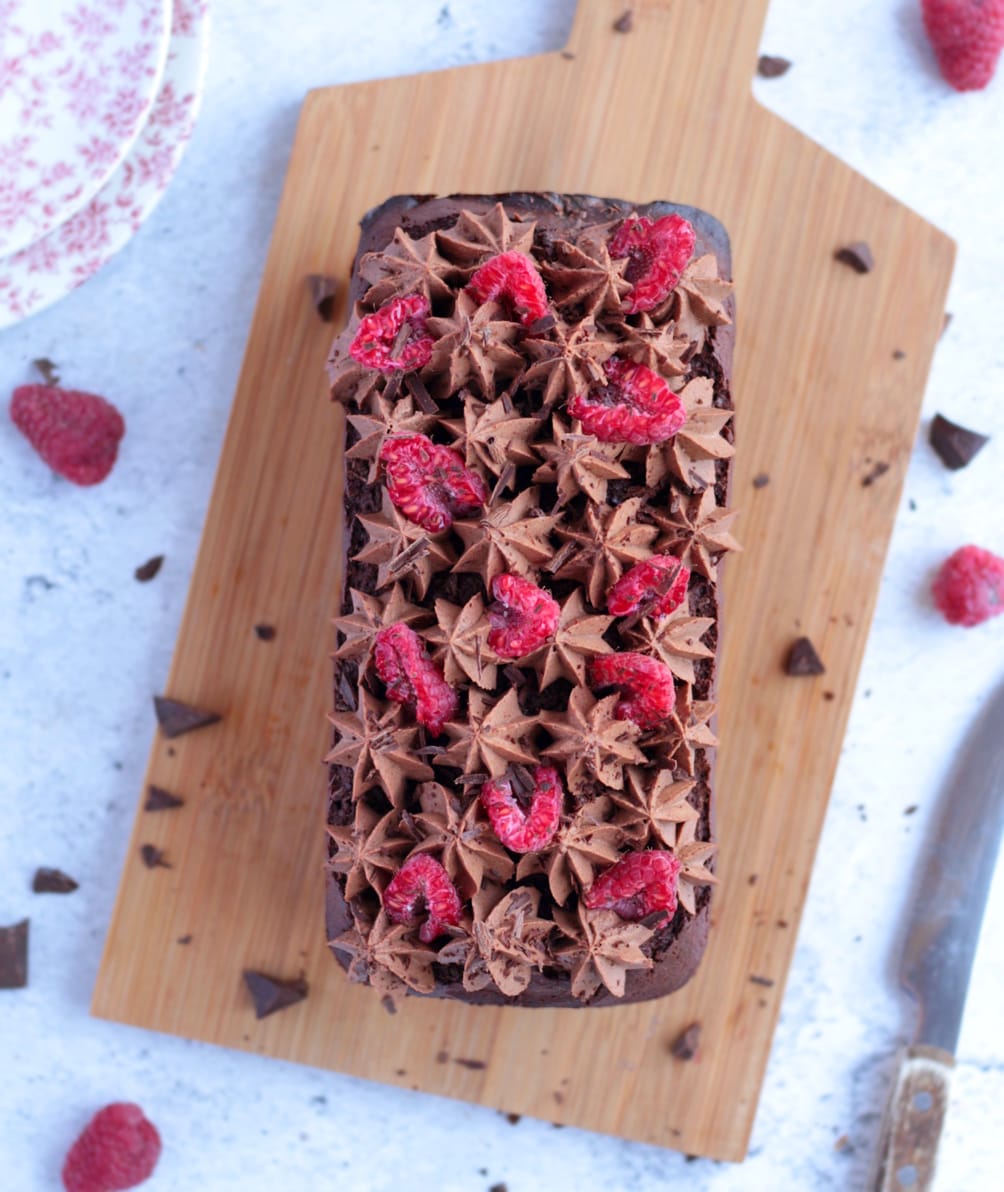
[324,193,736,1008]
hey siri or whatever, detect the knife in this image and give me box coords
[872,680,1004,1191]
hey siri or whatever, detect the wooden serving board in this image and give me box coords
[92,0,954,1162]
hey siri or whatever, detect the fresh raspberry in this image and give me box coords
[590,652,676,729]
[567,357,685,445]
[584,849,682,920]
[931,544,1004,626]
[487,572,561,658]
[379,433,487,533]
[607,555,690,618]
[466,251,549,326]
[921,0,1004,91]
[10,384,125,486]
[479,764,564,852]
[373,623,458,734]
[383,853,463,942]
[62,1103,161,1192]
[349,294,435,373]
[608,214,696,314]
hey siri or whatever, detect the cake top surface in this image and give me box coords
[326,195,735,1005]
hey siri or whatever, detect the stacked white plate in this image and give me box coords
[0,0,211,328]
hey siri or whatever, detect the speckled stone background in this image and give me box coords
[1,2,1001,1189]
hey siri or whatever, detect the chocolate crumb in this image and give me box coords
[822,690,835,702]
[395,1068,407,1076]
[941,311,953,337]
[32,357,61,385]
[908,499,917,512]
[307,273,338,322]
[0,919,29,989]
[503,665,526,688]
[834,242,874,274]
[784,636,825,676]
[254,623,277,641]
[892,349,906,360]
[145,785,184,812]
[861,460,890,487]
[748,873,758,886]
[134,555,164,583]
[489,1184,508,1192]
[904,804,918,816]
[560,50,575,60]
[381,995,398,1015]
[553,1091,565,1104]
[455,1057,487,1070]
[140,844,170,869]
[752,472,770,489]
[757,54,791,78]
[243,969,309,1019]
[32,867,78,894]
[612,9,633,33]
[834,1134,851,1153]
[776,919,789,928]
[154,695,222,739]
[749,974,775,988]
[669,1021,701,1061]
[505,1112,521,1125]
[929,414,989,471]
[177,934,193,945]
[436,1050,449,1063]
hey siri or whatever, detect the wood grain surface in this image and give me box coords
[92,0,954,1161]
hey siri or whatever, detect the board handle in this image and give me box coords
[871,1045,954,1192]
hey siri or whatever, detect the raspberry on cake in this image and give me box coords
[325,194,735,1008]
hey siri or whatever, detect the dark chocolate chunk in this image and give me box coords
[405,373,437,414]
[140,844,171,869]
[243,969,309,1019]
[254,623,277,641]
[436,1049,449,1063]
[0,919,29,989]
[785,637,825,677]
[749,974,775,988]
[134,555,164,582]
[669,1021,701,1061]
[752,472,770,489]
[503,664,526,688]
[504,1112,521,1125]
[455,1057,487,1070]
[32,867,78,894]
[32,357,61,385]
[307,273,338,322]
[861,460,890,487]
[154,695,221,739]
[834,242,874,274]
[526,313,556,335]
[612,9,633,33]
[489,1184,509,1192]
[929,414,989,471]
[757,54,791,78]
[892,349,906,360]
[145,785,184,812]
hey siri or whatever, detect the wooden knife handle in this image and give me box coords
[872,1045,954,1192]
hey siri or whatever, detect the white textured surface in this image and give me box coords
[0,2,1001,1189]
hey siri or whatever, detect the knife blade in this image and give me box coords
[872,679,1004,1192]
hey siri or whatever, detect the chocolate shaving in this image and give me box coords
[134,555,164,583]
[388,536,430,575]
[861,460,890,487]
[669,1021,701,1061]
[612,9,634,33]
[892,349,906,361]
[307,273,338,322]
[177,934,193,945]
[0,920,29,989]
[834,242,874,274]
[145,785,184,812]
[254,623,277,641]
[749,974,775,988]
[544,540,577,575]
[415,745,447,757]
[757,54,791,78]
[32,357,61,385]
[752,473,770,490]
[785,637,825,677]
[337,670,358,712]
[154,695,222,739]
[526,313,557,336]
[458,772,490,787]
[32,867,78,894]
[454,1057,487,1070]
[929,414,989,471]
[490,462,516,505]
[243,969,309,1019]
[503,665,526,688]
[405,373,437,414]
[941,311,953,337]
[510,764,535,796]
[140,844,171,869]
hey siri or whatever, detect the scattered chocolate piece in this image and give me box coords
[929,414,989,471]
[503,664,526,688]
[32,867,78,894]
[254,623,277,641]
[405,373,437,414]
[749,974,775,988]
[381,995,398,1015]
[941,311,953,337]
[560,50,575,60]
[776,918,789,928]
[784,637,825,677]
[140,844,170,869]
[861,460,890,487]
[489,1184,508,1192]
[757,54,792,78]
[145,785,184,812]
[612,9,633,33]
[834,241,874,274]
[307,273,338,322]
[892,349,906,361]
[177,934,193,945]
[32,357,61,385]
[822,690,835,702]
[904,804,918,816]
[455,1057,487,1070]
[243,969,309,1019]
[752,472,770,489]
[504,1112,521,1125]
[834,1134,851,1153]
[154,695,222,739]
[435,1049,449,1063]
[526,312,556,336]
[748,873,758,886]
[908,499,917,512]
[0,919,29,989]
[134,555,164,583]
[669,1021,702,1061]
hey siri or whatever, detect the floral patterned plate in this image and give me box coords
[0,1,210,328]
[0,0,172,257]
